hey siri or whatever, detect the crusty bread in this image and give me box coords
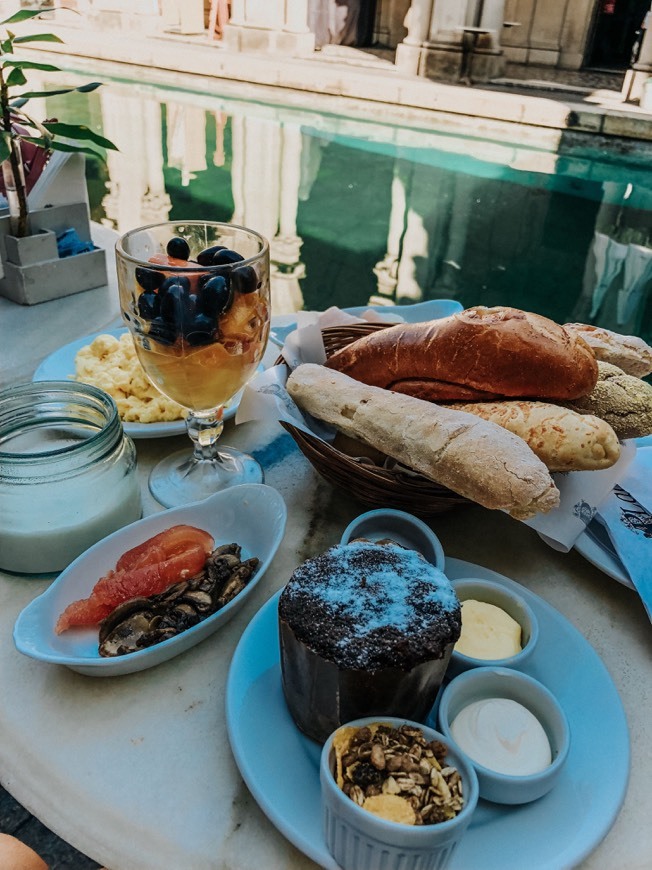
[565,361,652,440]
[287,364,560,519]
[564,323,652,378]
[325,306,599,401]
[443,400,620,472]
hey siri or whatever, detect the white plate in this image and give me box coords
[268,299,463,346]
[226,557,629,870]
[32,327,262,439]
[13,484,287,677]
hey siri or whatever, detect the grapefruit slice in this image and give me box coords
[55,526,214,634]
[116,525,213,572]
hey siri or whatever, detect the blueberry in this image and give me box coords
[212,248,244,266]
[196,245,227,266]
[185,313,217,346]
[158,275,190,298]
[231,264,259,294]
[135,267,164,292]
[137,290,160,321]
[199,275,233,317]
[148,317,176,345]
[166,236,190,260]
[160,282,194,327]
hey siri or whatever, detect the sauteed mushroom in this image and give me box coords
[98,543,260,657]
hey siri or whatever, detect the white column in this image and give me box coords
[623,19,652,104]
[396,0,470,79]
[222,0,314,54]
[285,0,311,33]
[478,0,507,52]
[403,0,435,45]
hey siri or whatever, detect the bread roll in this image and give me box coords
[564,323,652,378]
[565,361,652,440]
[325,306,598,401]
[443,400,620,472]
[287,364,560,519]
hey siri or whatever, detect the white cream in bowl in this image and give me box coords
[450,697,552,776]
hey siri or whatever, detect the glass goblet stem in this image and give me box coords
[186,409,225,461]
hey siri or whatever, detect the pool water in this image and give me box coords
[42,69,652,343]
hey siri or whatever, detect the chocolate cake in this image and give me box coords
[278,541,461,742]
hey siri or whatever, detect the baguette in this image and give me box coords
[443,400,620,472]
[564,323,652,378]
[287,364,560,520]
[565,361,652,440]
[325,306,598,401]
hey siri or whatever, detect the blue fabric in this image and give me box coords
[56,227,96,258]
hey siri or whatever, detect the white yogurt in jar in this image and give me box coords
[0,382,142,574]
[450,697,551,776]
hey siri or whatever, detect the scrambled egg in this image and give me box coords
[74,333,186,424]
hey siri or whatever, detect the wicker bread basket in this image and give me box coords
[276,323,471,517]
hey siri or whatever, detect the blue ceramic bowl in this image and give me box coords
[320,716,479,870]
[447,578,539,678]
[438,668,570,805]
[340,508,445,571]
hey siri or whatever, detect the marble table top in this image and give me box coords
[0,234,650,869]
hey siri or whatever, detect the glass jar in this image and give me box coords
[0,381,142,574]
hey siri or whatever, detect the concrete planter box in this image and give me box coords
[0,202,108,305]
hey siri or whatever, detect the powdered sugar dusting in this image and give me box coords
[279,541,461,669]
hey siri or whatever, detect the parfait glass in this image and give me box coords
[116,221,270,508]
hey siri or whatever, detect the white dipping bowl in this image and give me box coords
[447,578,539,678]
[438,667,570,805]
[320,716,478,870]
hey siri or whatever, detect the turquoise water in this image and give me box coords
[44,69,652,343]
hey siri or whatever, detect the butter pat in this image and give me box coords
[455,599,522,659]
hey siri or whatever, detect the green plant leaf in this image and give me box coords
[1,37,13,53]
[42,122,118,151]
[9,97,28,109]
[1,9,56,25]
[3,60,61,72]
[22,136,105,162]
[6,67,26,86]
[12,82,103,101]
[0,133,11,165]
[12,34,65,45]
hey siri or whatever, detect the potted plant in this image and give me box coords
[0,6,118,304]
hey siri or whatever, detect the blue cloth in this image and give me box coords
[56,227,96,258]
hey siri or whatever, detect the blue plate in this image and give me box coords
[226,558,629,870]
[32,327,263,439]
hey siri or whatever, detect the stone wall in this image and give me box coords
[499,0,597,69]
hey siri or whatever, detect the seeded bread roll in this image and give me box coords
[443,401,620,472]
[325,306,599,402]
[287,364,560,519]
[565,361,652,440]
[564,323,652,378]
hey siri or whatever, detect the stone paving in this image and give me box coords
[0,784,101,868]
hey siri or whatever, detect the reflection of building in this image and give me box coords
[230,118,307,314]
[100,91,171,231]
[166,104,208,186]
[571,182,652,335]
[373,161,479,304]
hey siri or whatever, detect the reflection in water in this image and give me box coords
[42,73,652,340]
